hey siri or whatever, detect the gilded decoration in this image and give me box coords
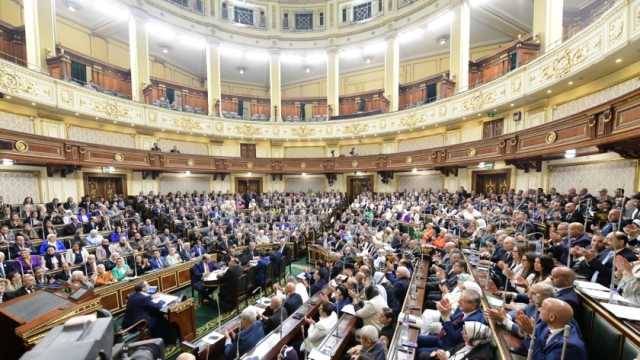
[405,156,413,164]
[94,101,129,119]
[343,123,369,136]
[300,162,307,169]
[351,160,358,168]
[467,147,476,157]
[462,92,496,112]
[246,161,254,169]
[187,159,194,166]
[545,131,558,144]
[290,125,315,138]
[234,124,262,137]
[0,64,35,95]
[400,114,421,128]
[14,140,29,153]
[174,117,203,132]
[114,153,124,162]
[60,89,74,106]
[543,48,587,81]
[609,18,624,42]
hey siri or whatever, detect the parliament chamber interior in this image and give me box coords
[1,0,640,359]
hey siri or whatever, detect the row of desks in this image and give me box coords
[387,258,430,360]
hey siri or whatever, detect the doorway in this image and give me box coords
[472,170,510,194]
[347,175,373,201]
[83,174,127,199]
[236,177,263,194]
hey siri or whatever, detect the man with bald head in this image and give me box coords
[283,281,303,315]
[563,202,584,224]
[567,223,591,249]
[518,298,586,360]
[550,266,580,314]
[261,295,287,333]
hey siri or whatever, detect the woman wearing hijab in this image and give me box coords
[425,321,494,360]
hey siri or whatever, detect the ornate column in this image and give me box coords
[269,50,282,121]
[383,33,400,112]
[449,0,470,93]
[533,0,564,52]
[206,39,222,116]
[326,47,340,117]
[128,13,151,102]
[23,0,56,71]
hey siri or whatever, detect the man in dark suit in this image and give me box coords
[224,307,265,359]
[416,289,486,356]
[7,274,36,299]
[563,203,584,225]
[550,266,581,314]
[585,231,638,286]
[149,249,166,270]
[122,281,176,346]
[239,242,258,266]
[283,281,303,316]
[220,257,243,312]
[518,298,587,360]
[260,295,288,334]
[389,266,410,315]
[191,254,217,302]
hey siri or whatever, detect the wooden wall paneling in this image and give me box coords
[161,273,178,292]
[99,292,120,312]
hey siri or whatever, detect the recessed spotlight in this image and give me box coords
[565,149,576,159]
[302,172,307,176]
[365,57,372,64]
[616,58,623,63]
[247,172,252,176]
[438,36,448,46]
[68,5,76,12]
[238,67,246,75]
[568,81,574,85]
[5,95,11,100]
[510,103,515,107]
[74,112,79,116]
[1,158,14,166]
[161,47,169,54]
[547,89,552,94]
[31,102,36,106]
[412,168,418,173]
[184,171,191,175]
[304,67,311,73]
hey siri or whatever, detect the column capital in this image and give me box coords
[206,37,221,48]
[385,30,399,41]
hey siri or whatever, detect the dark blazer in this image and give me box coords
[224,320,265,359]
[220,264,242,307]
[284,292,303,316]
[555,287,581,315]
[262,305,288,334]
[122,292,164,329]
[530,322,586,360]
[440,308,486,349]
[390,277,409,313]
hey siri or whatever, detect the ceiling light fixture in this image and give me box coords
[238,67,246,75]
[547,89,552,94]
[565,149,576,159]
[1,159,14,166]
[568,81,574,85]
[184,171,191,175]
[616,58,623,63]
[438,36,448,46]
[161,47,169,54]
[364,57,372,64]
[304,67,311,73]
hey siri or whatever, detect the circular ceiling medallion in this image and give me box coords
[187,159,194,166]
[545,131,558,144]
[114,153,124,162]
[14,140,29,153]
[405,156,413,164]
[300,162,307,169]
[247,161,254,169]
[351,160,358,168]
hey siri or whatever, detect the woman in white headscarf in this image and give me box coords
[428,321,494,360]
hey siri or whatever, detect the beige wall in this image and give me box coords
[0,0,23,27]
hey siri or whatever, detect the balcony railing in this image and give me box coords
[164,0,204,15]
[563,0,619,41]
[282,98,329,122]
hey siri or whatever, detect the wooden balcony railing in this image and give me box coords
[221,94,271,121]
[333,90,389,120]
[144,79,207,115]
[0,23,26,67]
[469,37,540,89]
[47,46,132,99]
[399,72,455,110]
[282,97,329,122]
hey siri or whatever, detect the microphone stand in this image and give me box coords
[236,327,240,360]
[526,325,537,360]
[560,324,571,360]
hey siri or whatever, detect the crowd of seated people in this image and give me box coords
[0,191,344,302]
[219,186,640,360]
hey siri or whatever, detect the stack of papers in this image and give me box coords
[579,288,632,304]
[601,303,640,321]
[575,280,610,291]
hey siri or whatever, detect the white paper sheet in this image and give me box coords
[601,302,640,321]
[580,288,633,304]
[575,280,610,291]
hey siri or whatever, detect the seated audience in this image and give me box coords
[224,307,265,359]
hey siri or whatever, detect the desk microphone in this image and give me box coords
[560,324,571,360]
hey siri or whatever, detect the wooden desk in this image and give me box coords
[0,290,101,358]
[308,313,358,360]
[156,293,197,342]
[388,259,430,360]
[463,254,514,360]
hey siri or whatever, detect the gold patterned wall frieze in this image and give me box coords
[93,100,130,119]
[174,117,204,132]
[609,18,625,42]
[462,91,496,113]
[0,64,35,96]
[234,124,262,137]
[343,123,369,136]
[290,125,316,138]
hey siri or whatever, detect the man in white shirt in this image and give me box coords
[355,285,388,331]
[302,303,338,352]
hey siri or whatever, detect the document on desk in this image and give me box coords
[201,331,224,345]
[152,293,179,311]
[575,280,610,292]
[601,303,640,321]
[580,288,633,304]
